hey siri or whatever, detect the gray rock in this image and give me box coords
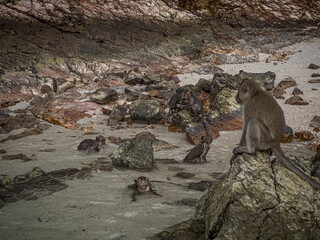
[129,100,165,124]
[277,76,297,89]
[311,145,320,178]
[196,78,212,92]
[310,115,320,128]
[152,151,320,240]
[90,88,118,104]
[109,104,127,122]
[238,70,276,90]
[110,136,154,169]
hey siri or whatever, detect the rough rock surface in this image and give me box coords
[110,134,154,169]
[129,100,165,124]
[152,151,320,240]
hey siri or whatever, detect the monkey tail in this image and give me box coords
[271,145,320,190]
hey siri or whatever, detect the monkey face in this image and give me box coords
[236,81,249,104]
[135,176,150,192]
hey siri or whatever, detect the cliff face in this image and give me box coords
[177,0,320,27]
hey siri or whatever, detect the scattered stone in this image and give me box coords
[39,149,56,152]
[285,96,309,105]
[187,180,213,191]
[185,122,219,145]
[295,131,315,141]
[124,88,140,101]
[2,153,33,162]
[272,86,286,99]
[195,78,212,92]
[0,167,68,207]
[90,88,118,104]
[311,73,320,77]
[292,87,303,95]
[310,116,320,128]
[308,79,320,83]
[110,134,154,169]
[175,172,195,179]
[0,149,7,154]
[280,125,294,143]
[308,63,320,70]
[129,100,165,124]
[109,104,127,122]
[277,76,297,89]
[265,51,294,62]
[80,126,94,132]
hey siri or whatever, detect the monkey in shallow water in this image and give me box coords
[180,90,205,124]
[77,135,106,153]
[231,78,320,189]
[183,135,213,163]
[128,176,162,202]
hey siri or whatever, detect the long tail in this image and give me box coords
[272,144,320,190]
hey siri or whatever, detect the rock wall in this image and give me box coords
[177,0,320,27]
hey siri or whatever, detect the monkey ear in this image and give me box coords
[242,83,248,92]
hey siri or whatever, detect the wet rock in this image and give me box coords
[0,113,43,134]
[145,83,169,92]
[185,122,219,145]
[308,79,320,83]
[277,76,297,89]
[2,153,33,162]
[134,132,178,151]
[90,88,118,104]
[311,73,320,78]
[292,87,303,95]
[109,104,127,122]
[194,65,222,75]
[238,70,276,90]
[0,167,68,207]
[310,116,320,129]
[295,131,315,141]
[308,63,320,70]
[187,181,213,191]
[285,96,309,105]
[272,86,286,99]
[281,125,294,143]
[195,78,212,92]
[124,88,140,101]
[129,100,165,124]
[153,151,320,240]
[311,145,320,178]
[110,134,154,169]
[124,69,144,85]
[0,126,50,143]
[175,172,195,179]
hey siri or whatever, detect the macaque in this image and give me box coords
[165,88,183,125]
[77,135,106,153]
[183,135,213,163]
[180,90,204,123]
[231,78,320,189]
[128,176,161,202]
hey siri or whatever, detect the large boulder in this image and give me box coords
[152,152,320,240]
[110,134,154,169]
[90,88,118,104]
[129,100,165,124]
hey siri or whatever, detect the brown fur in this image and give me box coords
[232,79,320,189]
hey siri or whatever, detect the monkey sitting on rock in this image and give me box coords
[180,90,205,124]
[231,78,320,189]
[77,135,106,153]
[183,135,213,163]
[127,176,162,202]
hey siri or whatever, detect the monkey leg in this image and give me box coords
[233,118,267,155]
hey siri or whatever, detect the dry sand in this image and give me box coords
[0,38,319,240]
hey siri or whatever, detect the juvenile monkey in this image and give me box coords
[180,90,205,124]
[165,88,183,125]
[128,176,162,202]
[232,79,320,189]
[183,135,213,163]
[77,135,106,153]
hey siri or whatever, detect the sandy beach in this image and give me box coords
[0,38,319,240]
